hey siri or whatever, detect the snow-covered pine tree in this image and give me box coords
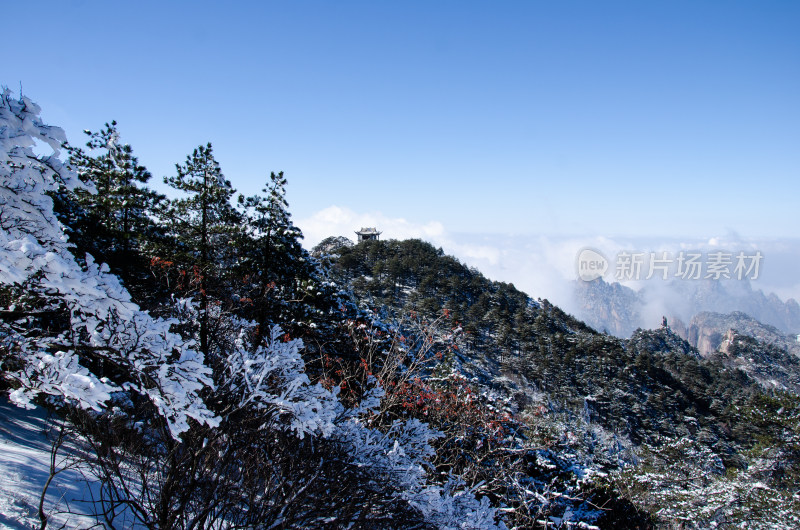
[239,171,327,335]
[160,143,243,355]
[55,121,164,300]
[241,171,301,271]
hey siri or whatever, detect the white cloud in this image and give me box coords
[297,206,445,247]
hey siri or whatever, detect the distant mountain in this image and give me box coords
[677,311,800,393]
[573,278,641,336]
[573,277,800,338]
[683,310,800,357]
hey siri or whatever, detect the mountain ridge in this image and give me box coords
[574,276,800,338]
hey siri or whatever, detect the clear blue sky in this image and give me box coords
[6,0,800,239]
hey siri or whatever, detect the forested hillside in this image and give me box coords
[329,239,766,442]
[2,91,799,529]
[324,238,800,527]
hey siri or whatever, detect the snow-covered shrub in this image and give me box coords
[0,89,217,437]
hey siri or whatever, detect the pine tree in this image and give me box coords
[240,171,303,281]
[161,143,242,354]
[57,122,164,298]
[240,171,330,339]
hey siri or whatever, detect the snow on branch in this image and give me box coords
[0,88,217,437]
[227,323,341,438]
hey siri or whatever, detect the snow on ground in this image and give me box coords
[0,398,98,529]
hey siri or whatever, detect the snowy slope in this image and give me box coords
[0,398,98,529]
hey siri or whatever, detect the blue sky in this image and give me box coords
[6,1,799,247]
